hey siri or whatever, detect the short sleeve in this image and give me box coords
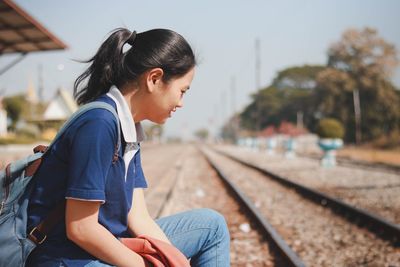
[66,117,117,202]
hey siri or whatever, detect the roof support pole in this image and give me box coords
[0,52,27,76]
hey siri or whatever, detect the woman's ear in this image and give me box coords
[146,68,164,93]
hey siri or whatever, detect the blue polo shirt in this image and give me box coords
[27,87,148,266]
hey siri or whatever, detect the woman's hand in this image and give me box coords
[128,189,171,244]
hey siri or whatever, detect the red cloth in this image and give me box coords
[120,235,190,267]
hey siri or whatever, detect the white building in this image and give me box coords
[0,99,7,136]
[43,88,77,121]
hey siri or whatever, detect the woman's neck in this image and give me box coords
[120,84,144,123]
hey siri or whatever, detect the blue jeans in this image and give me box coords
[84,208,230,267]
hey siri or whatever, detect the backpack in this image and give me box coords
[0,101,121,267]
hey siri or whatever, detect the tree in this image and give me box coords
[2,94,25,130]
[272,65,326,90]
[241,87,282,131]
[239,29,400,145]
[315,27,400,143]
[144,124,163,141]
[328,28,398,81]
[240,65,325,131]
[221,114,240,142]
[194,128,209,141]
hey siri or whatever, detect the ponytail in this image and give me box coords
[73,28,131,105]
[74,28,196,105]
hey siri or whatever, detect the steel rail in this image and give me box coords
[200,148,307,267]
[214,148,400,246]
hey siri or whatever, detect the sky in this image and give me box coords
[1,0,400,139]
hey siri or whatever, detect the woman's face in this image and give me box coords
[148,68,195,124]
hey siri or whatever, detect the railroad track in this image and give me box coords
[199,148,306,267]
[201,147,400,266]
[145,145,307,266]
[215,145,400,224]
[211,147,400,245]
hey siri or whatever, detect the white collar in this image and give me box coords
[106,86,145,143]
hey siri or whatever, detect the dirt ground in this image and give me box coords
[1,143,400,170]
[337,146,400,166]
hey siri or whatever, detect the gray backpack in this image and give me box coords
[0,102,120,267]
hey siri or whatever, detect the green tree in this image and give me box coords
[315,27,400,143]
[144,124,163,141]
[240,65,325,131]
[241,87,282,130]
[272,65,326,90]
[2,94,26,130]
[194,128,209,141]
[221,114,240,142]
[240,28,400,146]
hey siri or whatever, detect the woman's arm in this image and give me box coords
[65,199,149,267]
[128,188,171,244]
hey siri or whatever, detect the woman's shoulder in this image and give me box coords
[49,96,119,159]
[81,95,117,123]
[66,96,119,136]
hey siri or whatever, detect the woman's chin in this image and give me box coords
[150,118,167,124]
[148,114,170,124]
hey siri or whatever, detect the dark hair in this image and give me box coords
[73,28,196,105]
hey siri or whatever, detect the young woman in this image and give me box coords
[27,28,230,267]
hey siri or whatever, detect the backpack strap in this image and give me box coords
[46,101,121,159]
[28,101,121,245]
[28,201,65,245]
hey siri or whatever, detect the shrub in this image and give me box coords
[372,129,400,149]
[0,136,37,145]
[15,124,40,139]
[315,118,345,139]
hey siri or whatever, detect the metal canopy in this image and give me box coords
[0,0,67,55]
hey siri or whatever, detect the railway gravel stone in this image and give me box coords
[204,147,400,267]
[215,144,400,225]
[144,145,282,266]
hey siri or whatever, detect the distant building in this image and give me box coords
[43,88,77,121]
[26,78,38,104]
[0,0,67,141]
[26,88,78,140]
[0,97,7,136]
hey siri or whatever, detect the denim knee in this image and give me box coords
[196,208,230,241]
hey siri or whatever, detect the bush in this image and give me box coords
[0,136,37,145]
[16,124,40,139]
[315,118,345,139]
[371,129,400,149]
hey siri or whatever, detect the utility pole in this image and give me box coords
[221,90,226,131]
[214,104,219,140]
[219,90,225,141]
[230,76,237,142]
[255,38,261,133]
[353,89,362,144]
[297,111,304,129]
[230,76,236,117]
[38,64,44,103]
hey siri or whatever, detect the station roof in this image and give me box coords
[0,0,67,55]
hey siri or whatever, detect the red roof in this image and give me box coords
[0,0,67,54]
[278,121,307,137]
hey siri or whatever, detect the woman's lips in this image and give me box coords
[169,108,177,117]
